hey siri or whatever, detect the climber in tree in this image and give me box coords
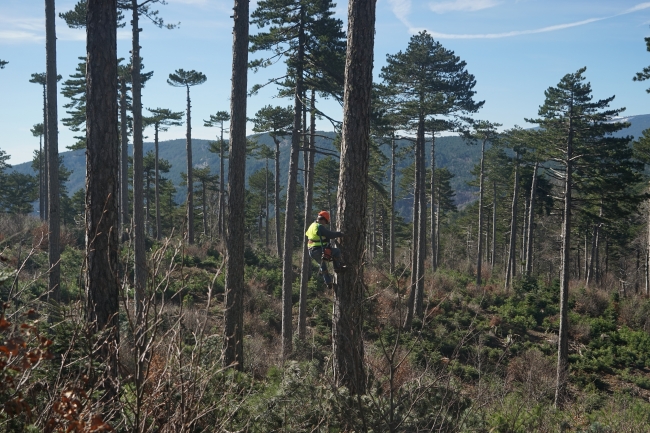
[305,210,347,287]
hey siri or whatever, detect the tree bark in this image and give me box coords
[524,162,538,277]
[389,136,396,274]
[476,138,486,286]
[155,124,161,239]
[430,132,436,272]
[130,2,147,422]
[219,123,226,237]
[45,0,60,300]
[39,134,44,221]
[274,138,282,257]
[555,116,574,408]
[223,0,249,370]
[491,181,497,270]
[298,90,316,340]
[85,0,119,399]
[120,75,129,237]
[333,0,375,396]
[280,4,305,359]
[185,85,194,244]
[505,156,519,290]
[265,157,270,246]
[414,119,426,318]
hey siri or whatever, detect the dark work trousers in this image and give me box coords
[308,245,342,285]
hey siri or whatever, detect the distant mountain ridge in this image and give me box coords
[10,114,650,212]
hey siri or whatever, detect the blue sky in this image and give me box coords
[1,0,650,165]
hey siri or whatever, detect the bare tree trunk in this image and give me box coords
[414,119,426,318]
[404,138,420,329]
[130,2,147,423]
[586,226,597,286]
[525,162,538,277]
[85,0,119,399]
[265,157,270,246]
[42,81,49,222]
[155,125,161,239]
[218,125,226,237]
[646,207,650,296]
[280,5,305,359]
[555,124,574,409]
[120,75,129,237]
[389,135,396,274]
[491,181,497,270]
[430,132,436,272]
[476,138,486,286]
[185,85,195,244]
[39,134,44,220]
[274,139,282,256]
[505,156,519,290]
[46,0,60,300]
[223,0,249,370]
[333,0,375,396]
[298,90,316,340]
[435,187,441,269]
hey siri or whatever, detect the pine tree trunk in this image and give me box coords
[435,186,441,269]
[430,133,436,272]
[586,225,597,286]
[39,84,46,221]
[525,162,538,277]
[265,157,270,246]
[476,138,486,286]
[298,90,316,340]
[389,136,396,274]
[404,137,420,329]
[414,119,426,318]
[42,82,49,222]
[274,138,282,257]
[130,2,147,421]
[280,5,305,359]
[202,181,208,238]
[646,204,650,295]
[218,125,225,237]
[155,125,161,239]
[185,85,194,244]
[39,135,44,221]
[505,157,519,290]
[120,75,129,237]
[223,0,248,370]
[333,0,375,396]
[555,121,574,409]
[85,0,119,399]
[46,0,60,300]
[491,181,497,270]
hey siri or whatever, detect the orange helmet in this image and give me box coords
[318,210,330,223]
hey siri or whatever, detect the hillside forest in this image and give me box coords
[5,0,650,432]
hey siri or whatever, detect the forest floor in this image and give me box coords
[2,217,650,431]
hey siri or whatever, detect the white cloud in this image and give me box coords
[391,1,649,39]
[417,17,605,39]
[620,2,650,14]
[429,0,501,14]
[0,30,41,43]
[388,0,412,28]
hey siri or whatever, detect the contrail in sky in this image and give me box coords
[389,0,650,39]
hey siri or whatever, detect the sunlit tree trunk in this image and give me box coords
[476,138,486,286]
[505,155,519,290]
[280,3,305,358]
[46,0,60,300]
[223,0,249,370]
[332,0,376,396]
[85,0,119,399]
[298,90,316,340]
